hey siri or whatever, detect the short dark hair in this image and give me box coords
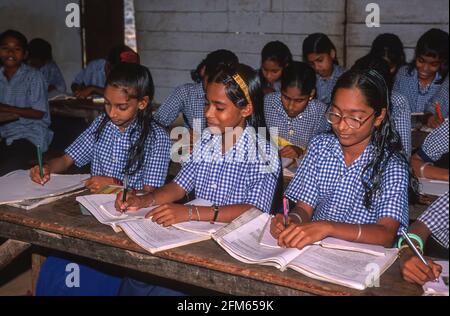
[0,29,28,50]
[28,38,53,61]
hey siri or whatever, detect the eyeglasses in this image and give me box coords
[326,111,375,129]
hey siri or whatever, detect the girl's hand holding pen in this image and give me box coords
[30,164,50,185]
[270,214,293,239]
[115,190,146,212]
[400,250,442,285]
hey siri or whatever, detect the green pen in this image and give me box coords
[36,145,43,179]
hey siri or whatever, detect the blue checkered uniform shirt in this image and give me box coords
[66,114,171,190]
[0,64,53,151]
[174,127,281,213]
[285,133,409,233]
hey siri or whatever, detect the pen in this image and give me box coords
[435,101,444,123]
[122,174,128,204]
[283,196,289,228]
[36,145,43,179]
[401,231,429,267]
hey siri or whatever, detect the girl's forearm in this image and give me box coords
[326,222,398,247]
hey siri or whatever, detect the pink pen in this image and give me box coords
[283,196,289,228]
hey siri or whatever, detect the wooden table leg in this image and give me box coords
[31,253,47,296]
[0,239,31,271]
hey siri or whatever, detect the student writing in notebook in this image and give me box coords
[271,68,417,249]
[303,33,346,106]
[259,41,293,95]
[0,30,53,176]
[424,75,448,128]
[71,45,140,98]
[399,191,448,285]
[393,28,448,114]
[264,61,328,159]
[411,118,449,182]
[117,63,281,225]
[30,63,171,193]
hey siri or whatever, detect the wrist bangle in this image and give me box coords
[420,162,433,178]
[288,212,302,224]
[187,205,193,221]
[355,224,362,242]
[397,233,424,253]
[194,206,200,221]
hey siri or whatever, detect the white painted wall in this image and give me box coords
[136,0,449,103]
[346,0,449,66]
[135,0,346,103]
[0,0,82,91]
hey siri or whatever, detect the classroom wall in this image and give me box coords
[136,0,449,104]
[0,0,82,91]
[346,0,449,66]
[135,0,346,103]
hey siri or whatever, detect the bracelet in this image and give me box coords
[355,224,362,242]
[187,205,193,221]
[147,193,156,207]
[397,233,424,253]
[210,204,219,224]
[397,244,411,258]
[420,162,433,178]
[194,206,200,221]
[288,212,302,224]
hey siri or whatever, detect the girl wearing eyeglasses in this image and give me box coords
[270,68,417,249]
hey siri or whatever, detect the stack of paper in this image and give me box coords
[0,170,89,209]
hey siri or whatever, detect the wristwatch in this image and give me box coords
[211,204,219,224]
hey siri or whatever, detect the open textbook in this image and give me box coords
[258,217,387,257]
[423,261,449,296]
[76,194,225,254]
[213,209,398,290]
[418,178,449,196]
[0,170,89,207]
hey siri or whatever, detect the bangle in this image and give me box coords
[397,244,411,258]
[187,205,193,221]
[210,204,219,224]
[355,224,362,242]
[194,206,200,221]
[420,162,433,178]
[397,233,424,253]
[288,212,302,224]
[147,193,155,207]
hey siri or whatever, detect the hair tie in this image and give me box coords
[120,51,140,64]
[232,73,252,105]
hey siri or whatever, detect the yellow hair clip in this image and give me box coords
[232,73,252,105]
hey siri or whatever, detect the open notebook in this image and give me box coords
[213,210,398,290]
[0,170,89,207]
[76,194,225,254]
[423,261,449,296]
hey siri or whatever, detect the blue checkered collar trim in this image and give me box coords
[328,134,376,168]
[271,92,315,120]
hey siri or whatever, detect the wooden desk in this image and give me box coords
[49,99,104,122]
[0,195,423,296]
[0,112,19,124]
